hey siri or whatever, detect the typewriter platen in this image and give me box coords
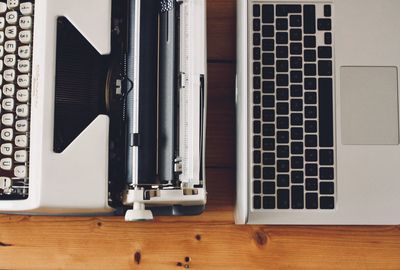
[0,0,207,220]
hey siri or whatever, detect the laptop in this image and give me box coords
[236,0,400,224]
[0,0,207,221]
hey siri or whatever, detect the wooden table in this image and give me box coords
[1,1,400,269]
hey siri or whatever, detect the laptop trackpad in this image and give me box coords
[341,66,399,145]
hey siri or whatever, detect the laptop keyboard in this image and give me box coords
[250,3,335,210]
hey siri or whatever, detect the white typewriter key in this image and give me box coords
[1,113,13,126]
[6,11,17,24]
[14,165,26,178]
[0,3,6,14]
[18,45,30,59]
[15,119,28,132]
[2,98,14,111]
[3,84,14,96]
[14,150,27,163]
[0,158,12,171]
[19,16,32,30]
[0,45,4,58]
[20,3,32,15]
[16,104,28,117]
[4,54,15,67]
[0,177,12,191]
[16,89,29,102]
[3,69,15,82]
[0,74,3,86]
[18,30,31,44]
[15,135,27,148]
[7,0,19,10]
[5,26,17,39]
[0,32,4,44]
[17,74,29,87]
[1,143,12,156]
[1,128,13,141]
[17,60,29,73]
[5,40,16,53]
[0,60,3,72]
[0,18,4,30]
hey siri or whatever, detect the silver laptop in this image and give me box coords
[236,0,400,224]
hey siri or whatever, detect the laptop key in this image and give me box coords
[290,15,302,27]
[262,80,275,94]
[262,4,274,23]
[263,196,276,209]
[263,138,275,151]
[263,181,276,195]
[291,185,304,209]
[306,178,318,191]
[262,95,275,107]
[263,152,275,165]
[254,166,261,179]
[253,180,261,194]
[277,88,289,100]
[262,53,274,66]
[305,120,317,133]
[277,74,289,86]
[325,32,332,45]
[263,123,275,136]
[290,29,302,41]
[320,196,335,209]
[291,170,304,183]
[291,142,303,154]
[277,131,289,144]
[306,193,318,209]
[253,120,261,133]
[320,182,334,195]
[304,35,316,48]
[318,46,332,59]
[253,19,261,31]
[262,39,274,52]
[291,156,304,169]
[262,25,274,38]
[253,47,261,60]
[253,195,262,209]
[277,159,290,172]
[263,109,275,122]
[277,60,289,72]
[277,189,290,209]
[320,149,334,165]
[253,4,261,17]
[262,67,274,80]
[303,5,316,34]
[318,18,331,31]
[305,149,318,162]
[263,167,276,180]
[324,5,331,17]
[276,32,289,44]
[291,127,303,140]
[276,18,288,31]
[276,4,301,16]
[277,145,289,158]
[320,167,334,180]
[277,103,289,115]
[318,78,334,147]
[305,164,318,176]
[277,174,290,187]
[253,150,261,164]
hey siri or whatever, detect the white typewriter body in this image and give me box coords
[0,0,207,216]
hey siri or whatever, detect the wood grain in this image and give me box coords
[0,0,399,269]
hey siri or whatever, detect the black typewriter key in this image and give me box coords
[277,131,289,144]
[253,106,261,119]
[291,99,303,111]
[291,185,304,209]
[262,25,274,38]
[320,167,334,180]
[318,46,332,59]
[263,181,276,195]
[277,189,290,209]
[262,53,275,65]
[318,18,331,31]
[263,152,275,165]
[291,171,304,184]
[291,127,303,140]
[290,84,302,97]
[277,74,289,86]
[253,18,261,31]
[277,116,289,129]
[305,149,317,162]
[276,60,289,73]
[253,165,261,178]
[305,164,318,176]
[305,135,318,147]
[253,76,261,89]
[277,174,290,187]
[276,46,289,58]
[253,4,261,17]
[305,120,317,133]
[320,196,335,209]
[253,47,261,60]
[262,81,275,94]
[305,92,317,104]
[325,32,332,45]
[253,62,261,75]
[262,67,275,80]
[277,160,290,173]
[253,91,261,104]
[305,64,316,76]
[290,29,302,41]
[277,88,289,100]
[262,95,275,108]
[253,135,261,148]
[277,102,289,115]
[276,32,288,45]
[253,120,261,133]
[320,149,334,165]
[276,18,288,31]
[253,180,261,193]
[277,145,289,158]
[306,178,318,191]
[253,195,262,209]
[303,5,316,34]
[262,38,275,51]
[324,5,331,17]
[290,15,302,27]
[263,109,275,122]
[253,150,261,164]
[276,4,301,16]
[305,106,317,119]
[290,71,303,83]
[320,182,334,195]
[318,60,333,76]
[304,35,316,48]
[291,142,303,154]
[291,113,303,126]
[263,138,275,151]
[290,57,302,69]
[263,167,275,180]
[304,49,316,62]
[263,196,276,209]
[306,193,318,209]
[263,123,275,137]
[305,78,317,90]
[290,42,302,55]
[253,33,261,46]
[291,156,303,169]
[262,4,274,23]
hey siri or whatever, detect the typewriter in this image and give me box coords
[0,0,207,221]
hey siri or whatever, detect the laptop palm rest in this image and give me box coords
[341,66,399,145]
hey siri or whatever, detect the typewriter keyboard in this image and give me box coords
[0,0,33,200]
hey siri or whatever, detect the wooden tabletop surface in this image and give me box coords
[1,1,400,269]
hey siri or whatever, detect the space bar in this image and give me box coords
[318,78,334,147]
